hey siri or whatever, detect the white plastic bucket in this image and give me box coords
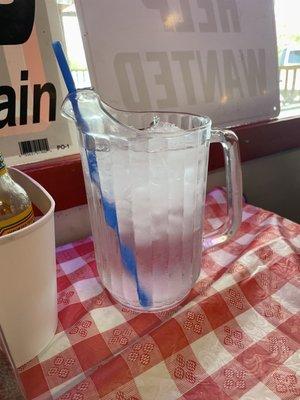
[0,168,57,367]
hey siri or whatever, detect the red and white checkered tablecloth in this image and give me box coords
[19,188,300,400]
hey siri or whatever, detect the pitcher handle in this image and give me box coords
[203,129,243,250]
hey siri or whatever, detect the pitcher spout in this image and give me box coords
[61,88,104,129]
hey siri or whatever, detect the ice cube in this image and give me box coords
[147,121,183,134]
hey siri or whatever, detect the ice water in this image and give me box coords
[83,121,209,311]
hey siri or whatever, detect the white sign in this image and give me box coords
[0,1,77,166]
[75,0,280,127]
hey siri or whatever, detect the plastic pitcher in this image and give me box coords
[62,89,242,312]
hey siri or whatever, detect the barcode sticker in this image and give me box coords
[18,139,50,156]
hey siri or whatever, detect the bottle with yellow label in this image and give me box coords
[0,152,34,237]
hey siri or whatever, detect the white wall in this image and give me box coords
[55,148,300,246]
